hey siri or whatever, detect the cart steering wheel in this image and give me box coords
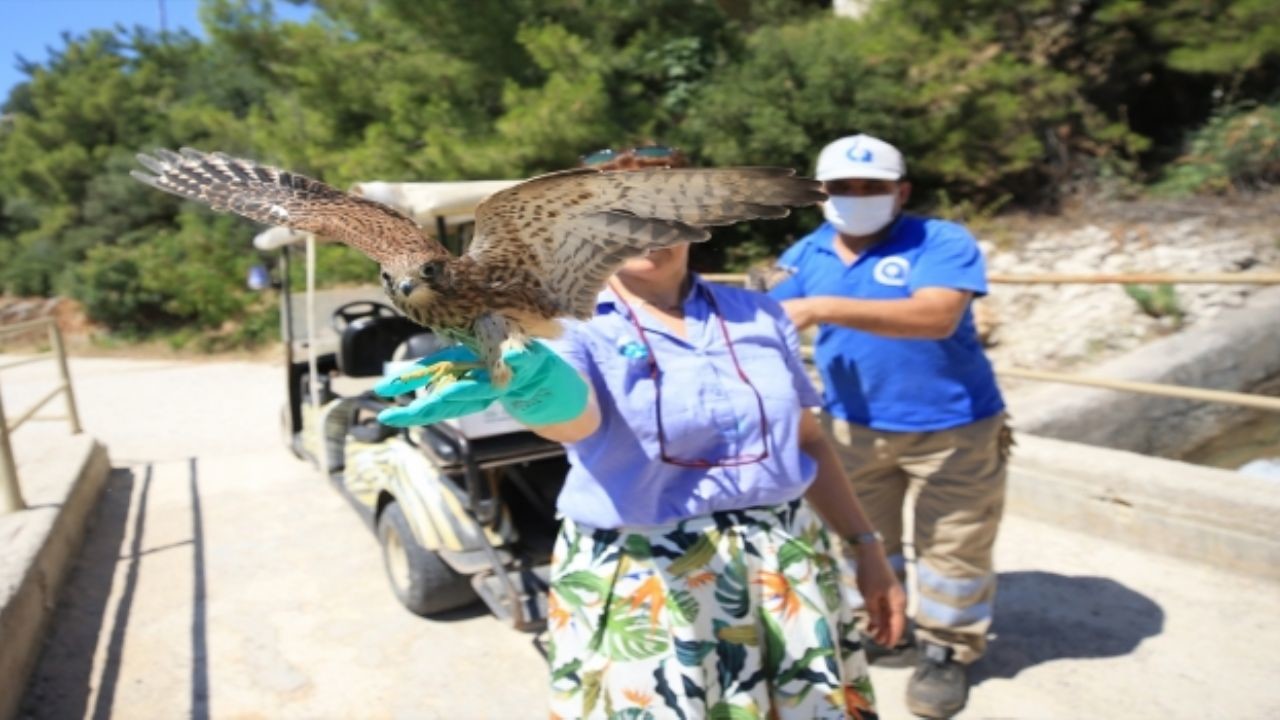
[330,300,400,333]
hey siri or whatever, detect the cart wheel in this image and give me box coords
[377,501,476,616]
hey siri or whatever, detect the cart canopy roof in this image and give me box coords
[253,179,522,251]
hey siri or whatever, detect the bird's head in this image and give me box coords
[380,255,451,319]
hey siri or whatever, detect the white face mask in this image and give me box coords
[823,194,898,237]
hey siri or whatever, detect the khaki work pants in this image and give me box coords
[825,412,1013,664]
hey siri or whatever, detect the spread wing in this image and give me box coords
[468,167,825,318]
[132,148,444,265]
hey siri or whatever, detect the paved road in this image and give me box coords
[6,355,1280,719]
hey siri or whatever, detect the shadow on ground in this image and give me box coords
[421,602,491,623]
[20,467,137,719]
[971,570,1164,685]
[20,461,211,720]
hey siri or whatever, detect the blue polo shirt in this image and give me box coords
[769,215,1004,432]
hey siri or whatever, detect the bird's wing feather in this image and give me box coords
[468,167,824,318]
[132,148,443,264]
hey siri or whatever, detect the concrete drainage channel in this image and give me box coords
[1184,407,1280,477]
[1007,286,1280,459]
[1004,286,1280,579]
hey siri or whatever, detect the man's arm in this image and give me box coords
[782,287,972,339]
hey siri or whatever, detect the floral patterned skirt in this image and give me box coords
[546,500,878,720]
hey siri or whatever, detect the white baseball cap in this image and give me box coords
[815,134,906,181]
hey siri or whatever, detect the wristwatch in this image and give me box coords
[843,530,884,547]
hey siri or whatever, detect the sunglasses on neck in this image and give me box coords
[611,283,771,469]
[580,145,681,167]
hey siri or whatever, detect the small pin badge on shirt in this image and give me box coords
[617,338,649,360]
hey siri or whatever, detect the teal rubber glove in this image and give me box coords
[374,341,589,428]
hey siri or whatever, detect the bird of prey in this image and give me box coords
[132,148,825,386]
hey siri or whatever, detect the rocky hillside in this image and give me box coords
[976,193,1280,382]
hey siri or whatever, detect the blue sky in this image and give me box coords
[0,0,314,103]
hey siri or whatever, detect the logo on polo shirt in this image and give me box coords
[873,256,910,286]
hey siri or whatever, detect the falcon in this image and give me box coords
[132,148,824,386]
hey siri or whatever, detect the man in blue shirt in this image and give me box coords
[769,134,1012,720]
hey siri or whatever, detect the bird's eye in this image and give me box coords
[419,262,441,282]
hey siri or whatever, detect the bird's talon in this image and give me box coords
[397,364,438,383]
[430,373,459,391]
[413,360,484,391]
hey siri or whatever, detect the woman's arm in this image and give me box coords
[529,379,602,443]
[800,411,881,540]
[799,411,906,647]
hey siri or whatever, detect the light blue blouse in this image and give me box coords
[548,275,822,529]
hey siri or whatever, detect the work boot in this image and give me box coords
[906,642,968,719]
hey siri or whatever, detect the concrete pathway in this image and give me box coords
[6,355,1279,719]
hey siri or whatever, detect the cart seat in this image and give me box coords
[417,424,565,471]
[339,315,447,377]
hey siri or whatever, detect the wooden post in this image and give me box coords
[0,383,24,513]
[48,322,82,434]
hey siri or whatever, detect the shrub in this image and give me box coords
[1157,103,1280,195]
[1124,283,1185,326]
[71,213,261,337]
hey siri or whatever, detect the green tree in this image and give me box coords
[1,0,1276,345]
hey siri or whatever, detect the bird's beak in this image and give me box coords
[397,279,416,297]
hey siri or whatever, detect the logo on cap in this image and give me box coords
[847,145,874,163]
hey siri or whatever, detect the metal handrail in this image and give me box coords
[988,272,1280,285]
[792,344,1280,411]
[702,271,1280,286]
[0,317,83,513]
[996,366,1280,412]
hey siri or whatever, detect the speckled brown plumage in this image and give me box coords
[133,148,825,383]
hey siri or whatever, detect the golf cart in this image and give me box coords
[256,178,568,630]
